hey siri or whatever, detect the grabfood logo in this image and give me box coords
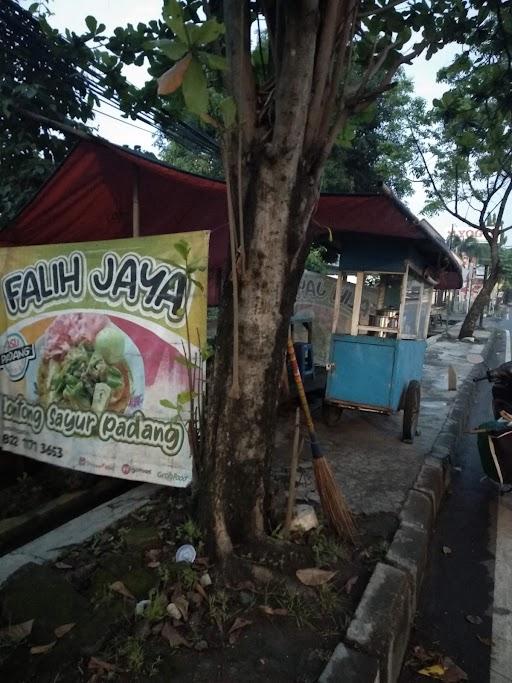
[0,333,35,381]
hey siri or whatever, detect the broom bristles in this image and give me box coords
[314,456,356,542]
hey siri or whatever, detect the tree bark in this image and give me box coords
[459,253,499,339]
[197,0,415,559]
[199,156,318,557]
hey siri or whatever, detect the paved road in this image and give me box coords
[400,318,512,683]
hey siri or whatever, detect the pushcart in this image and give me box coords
[323,238,435,443]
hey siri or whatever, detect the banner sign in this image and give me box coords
[0,232,209,487]
[295,271,377,365]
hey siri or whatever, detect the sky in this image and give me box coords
[21,0,484,240]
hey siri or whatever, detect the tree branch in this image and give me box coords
[305,0,343,146]
[224,0,256,145]
[412,132,481,231]
[271,0,320,155]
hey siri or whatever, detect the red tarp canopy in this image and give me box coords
[2,137,462,301]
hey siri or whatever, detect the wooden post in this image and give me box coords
[397,265,409,339]
[284,408,301,536]
[415,281,424,338]
[423,288,434,339]
[331,272,343,334]
[350,272,364,336]
[132,167,140,238]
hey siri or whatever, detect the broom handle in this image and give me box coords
[287,335,322,459]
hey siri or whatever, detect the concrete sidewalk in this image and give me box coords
[307,322,499,683]
[276,323,492,518]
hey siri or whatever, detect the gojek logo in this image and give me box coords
[0,332,35,381]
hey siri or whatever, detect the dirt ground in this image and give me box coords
[0,472,396,683]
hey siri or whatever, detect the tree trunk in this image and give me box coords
[459,257,499,339]
[199,157,318,558]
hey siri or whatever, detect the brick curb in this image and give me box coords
[318,328,499,683]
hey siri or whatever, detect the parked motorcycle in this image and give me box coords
[473,360,512,419]
[471,358,512,489]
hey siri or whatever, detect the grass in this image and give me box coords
[158,562,197,591]
[142,589,168,622]
[207,590,230,629]
[276,585,315,629]
[310,528,349,568]
[316,582,342,616]
[119,637,145,674]
[175,518,203,545]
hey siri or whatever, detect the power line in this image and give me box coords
[2,0,220,158]
[92,107,159,136]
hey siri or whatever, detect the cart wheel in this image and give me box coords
[323,403,343,427]
[402,380,421,443]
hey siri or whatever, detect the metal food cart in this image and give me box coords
[323,236,437,443]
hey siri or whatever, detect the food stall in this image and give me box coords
[323,235,440,442]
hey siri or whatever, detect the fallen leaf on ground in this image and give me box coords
[0,619,34,642]
[296,568,337,586]
[465,614,482,625]
[228,617,252,645]
[174,596,189,621]
[30,641,56,655]
[161,621,191,648]
[418,663,446,678]
[88,656,116,673]
[109,580,135,600]
[343,576,358,595]
[54,623,75,638]
[476,635,493,646]
[442,546,452,555]
[54,562,73,570]
[259,605,288,617]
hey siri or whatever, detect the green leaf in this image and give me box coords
[190,18,224,45]
[201,345,214,360]
[177,390,195,404]
[198,51,227,71]
[145,39,188,60]
[182,58,209,115]
[28,2,39,13]
[161,39,189,61]
[174,239,191,261]
[165,0,183,17]
[85,15,98,34]
[163,2,188,45]
[168,18,188,44]
[190,277,204,292]
[176,356,200,370]
[220,96,237,128]
[160,399,177,410]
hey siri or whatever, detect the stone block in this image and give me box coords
[346,563,412,683]
[318,643,380,683]
[386,524,429,610]
[399,490,433,536]
[413,464,444,514]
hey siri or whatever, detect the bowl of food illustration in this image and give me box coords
[26,313,144,415]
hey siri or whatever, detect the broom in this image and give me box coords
[287,334,356,541]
